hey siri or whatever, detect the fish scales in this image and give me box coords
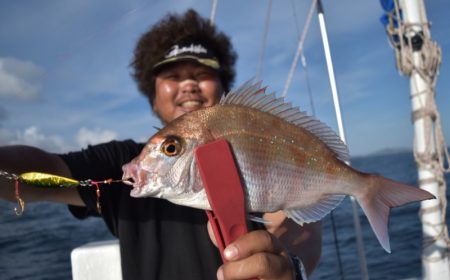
[122,81,435,253]
[197,105,349,212]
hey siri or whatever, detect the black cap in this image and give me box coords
[152,41,220,72]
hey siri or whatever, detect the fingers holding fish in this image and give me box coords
[207,220,218,247]
[217,254,294,280]
[223,230,285,260]
[217,230,295,280]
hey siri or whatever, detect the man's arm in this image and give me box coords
[0,145,85,206]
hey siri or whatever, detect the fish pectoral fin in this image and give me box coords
[284,194,346,225]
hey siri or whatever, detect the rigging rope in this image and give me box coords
[209,0,218,25]
[387,0,450,256]
[255,0,272,81]
[289,0,302,39]
[301,54,316,117]
[389,0,449,169]
[289,0,316,116]
[282,0,317,98]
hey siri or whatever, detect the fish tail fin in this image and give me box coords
[356,174,435,253]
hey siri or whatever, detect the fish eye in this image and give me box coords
[161,137,182,157]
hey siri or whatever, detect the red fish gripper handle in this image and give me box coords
[194,139,249,263]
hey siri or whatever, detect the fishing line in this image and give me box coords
[0,170,125,216]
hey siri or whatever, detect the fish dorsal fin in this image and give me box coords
[221,81,349,162]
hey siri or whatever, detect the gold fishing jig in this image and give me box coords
[0,170,124,216]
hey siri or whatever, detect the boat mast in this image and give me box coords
[316,1,369,279]
[401,1,450,279]
[383,0,450,278]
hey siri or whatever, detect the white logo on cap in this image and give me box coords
[165,44,208,58]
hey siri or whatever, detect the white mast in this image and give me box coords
[392,0,450,279]
[316,1,369,279]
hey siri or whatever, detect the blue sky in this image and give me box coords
[0,0,449,156]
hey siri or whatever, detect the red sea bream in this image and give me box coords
[122,81,434,253]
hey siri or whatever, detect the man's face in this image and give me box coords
[153,61,223,124]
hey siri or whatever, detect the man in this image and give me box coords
[0,9,321,280]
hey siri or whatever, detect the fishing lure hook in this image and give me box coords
[0,170,126,216]
[14,181,25,216]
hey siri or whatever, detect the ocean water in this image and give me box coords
[0,150,449,280]
[311,151,450,280]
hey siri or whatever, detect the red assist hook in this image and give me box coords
[14,180,25,216]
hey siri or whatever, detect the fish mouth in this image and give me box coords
[122,162,159,197]
[122,162,146,189]
[122,178,135,186]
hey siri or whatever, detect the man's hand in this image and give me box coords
[208,222,295,280]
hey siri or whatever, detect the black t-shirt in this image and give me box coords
[60,140,222,280]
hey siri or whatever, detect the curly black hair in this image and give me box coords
[130,9,237,107]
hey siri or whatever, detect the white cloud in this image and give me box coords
[0,57,45,100]
[76,127,117,147]
[0,126,70,153]
[0,126,119,153]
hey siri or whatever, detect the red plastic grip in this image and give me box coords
[195,139,249,262]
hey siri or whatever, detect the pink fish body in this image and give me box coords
[122,81,434,253]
